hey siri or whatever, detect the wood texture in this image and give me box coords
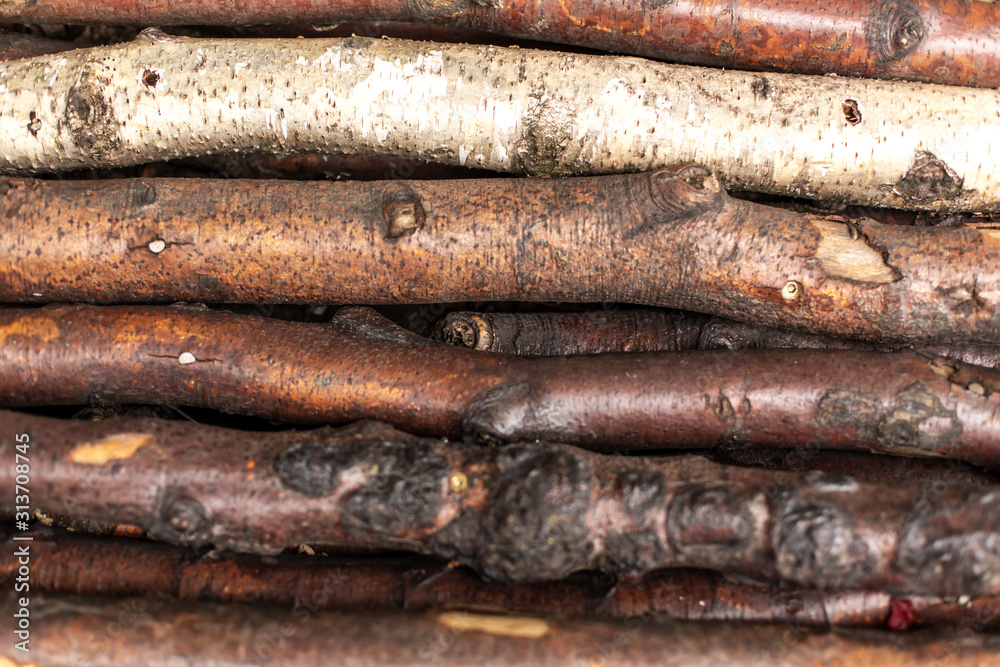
[4,526,1000,630]
[1,0,998,88]
[4,592,999,666]
[5,411,1000,594]
[1,34,997,211]
[1,306,999,463]
[4,169,1000,344]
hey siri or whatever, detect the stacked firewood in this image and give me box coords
[2,2,1000,664]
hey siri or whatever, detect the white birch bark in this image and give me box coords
[0,29,997,211]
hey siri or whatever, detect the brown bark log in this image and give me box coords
[4,169,1000,344]
[699,317,1000,371]
[2,305,999,463]
[0,30,74,61]
[434,309,709,355]
[5,410,1000,595]
[5,592,999,667]
[2,0,998,89]
[5,526,1000,630]
[435,309,1000,369]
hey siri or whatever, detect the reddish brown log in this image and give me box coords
[2,305,999,463]
[5,526,1000,630]
[434,309,709,355]
[5,411,1000,595]
[5,592,999,667]
[2,0,998,89]
[4,169,1000,345]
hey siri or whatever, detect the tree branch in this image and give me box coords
[4,170,1000,344]
[1,306,999,463]
[4,591,998,666]
[1,0,998,89]
[5,410,1000,594]
[1,33,998,210]
[4,526,999,630]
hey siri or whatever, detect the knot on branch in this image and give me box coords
[698,318,760,350]
[436,313,494,350]
[897,496,1000,596]
[667,485,757,561]
[891,151,963,204]
[625,164,723,238]
[461,382,545,445]
[866,0,924,62]
[275,425,449,535]
[477,443,594,583]
[772,497,872,589]
[380,182,426,239]
[150,488,211,547]
[66,66,120,162]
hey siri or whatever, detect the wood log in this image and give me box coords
[0,30,75,61]
[5,410,1000,595]
[4,169,1000,345]
[4,526,1000,630]
[1,33,998,211]
[2,306,999,463]
[4,592,998,666]
[699,317,1000,371]
[434,309,1000,369]
[1,0,998,89]
[434,309,709,355]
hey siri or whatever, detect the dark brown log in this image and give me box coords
[0,29,74,60]
[2,305,999,463]
[4,169,1000,345]
[699,317,1000,371]
[434,309,709,355]
[5,526,1000,630]
[435,309,1000,369]
[6,410,1000,595]
[5,592,999,667]
[2,0,998,89]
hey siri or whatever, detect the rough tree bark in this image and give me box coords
[2,306,999,463]
[4,593,998,667]
[4,170,1000,344]
[435,309,1000,368]
[434,310,710,355]
[1,33,997,211]
[4,526,999,630]
[1,0,998,89]
[5,411,1000,595]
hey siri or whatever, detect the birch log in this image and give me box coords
[6,594,999,667]
[2,306,1000,466]
[0,32,997,211]
[2,0,999,90]
[7,411,1000,595]
[5,171,1000,344]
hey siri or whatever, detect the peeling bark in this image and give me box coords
[1,0,998,90]
[5,411,1000,594]
[4,592,998,666]
[4,526,1000,630]
[1,34,998,210]
[4,170,1000,343]
[1,306,999,462]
